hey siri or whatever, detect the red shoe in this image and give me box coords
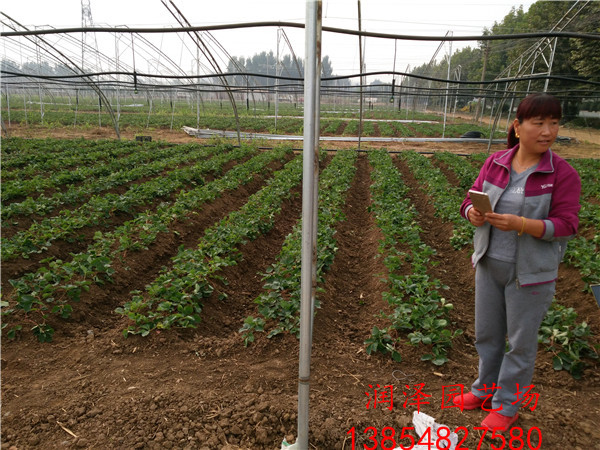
[452,392,492,410]
[481,411,519,432]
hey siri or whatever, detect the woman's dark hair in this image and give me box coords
[507,93,562,148]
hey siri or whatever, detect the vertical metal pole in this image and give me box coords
[506,59,522,130]
[527,58,536,95]
[477,41,489,124]
[442,34,452,138]
[452,65,461,118]
[543,37,557,92]
[275,28,280,133]
[357,0,363,150]
[5,85,11,126]
[74,89,79,126]
[146,92,153,129]
[23,86,28,126]
[404,66,410,119]
[115,34,121,123]
[170,91,175,130]
[296,1,321,448]
[196,48,200,129]
[311,12,322,344]
[488,83,498,126]
[35,30,44,125]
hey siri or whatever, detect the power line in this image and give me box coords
[3,19,600,43]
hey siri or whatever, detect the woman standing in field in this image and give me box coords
[456,93,581,431]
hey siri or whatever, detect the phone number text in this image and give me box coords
[346,425,542,450]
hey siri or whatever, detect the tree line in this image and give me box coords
[405,1,600,119]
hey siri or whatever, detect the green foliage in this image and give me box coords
[239,316,265,346]
[31,323,55,343]
[2,141,207,222]
[118,150,302,335]
[366,150,463,365]
[539,301,599,379]
[365,326,402,362]
[1,143,229,260]
[376,122,396,137]
[399,151,473,250]
[2,141,294,340]
[342,120,360,136]
[241,150,357,340]
[388,122,414,137]
[322,119,343,134]
[562,158,600,290]
[564,235,600,290]
[3,135,599,381]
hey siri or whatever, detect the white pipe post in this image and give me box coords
[275,28,280,132]
[115,33,121,122]
[311,7,322,344]
[296,1,321,448]
[357,0,363,150]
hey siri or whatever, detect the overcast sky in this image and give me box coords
[2,0,539,81]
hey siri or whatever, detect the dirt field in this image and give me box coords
[1,124,599,449]
[3,121,600,158]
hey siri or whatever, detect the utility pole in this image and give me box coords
[476,41,489,123]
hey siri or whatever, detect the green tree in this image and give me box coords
[569,2,600,78]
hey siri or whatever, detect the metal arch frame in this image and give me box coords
[162,0,242,146]
[2,12,121,139]
[484,0,591,152]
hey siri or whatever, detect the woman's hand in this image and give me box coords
[485,213,544,238]
[484,212,520,232]
[468,207,487,227]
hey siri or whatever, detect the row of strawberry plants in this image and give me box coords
[2,143,219,222]
[1,145,240,261]
[2,140,179,203]
[116,149,303,336]
[563,234,600,290]
[578,199,600,228]
[569,158,600,228]
[239,149,357,343]
[570,158,600,197]
[398,151,473,249]
[3,145,289,341]
[1,138,144,176]
[538,300,598,379]
[365,150,462,366]
[432,151,480,191]
[559,158,599,290]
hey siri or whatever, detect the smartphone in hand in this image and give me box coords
[468,189,493,214]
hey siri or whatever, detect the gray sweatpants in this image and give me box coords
[471,256,555,416]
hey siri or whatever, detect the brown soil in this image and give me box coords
[1,125,599,450]
[4,122,600,159]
